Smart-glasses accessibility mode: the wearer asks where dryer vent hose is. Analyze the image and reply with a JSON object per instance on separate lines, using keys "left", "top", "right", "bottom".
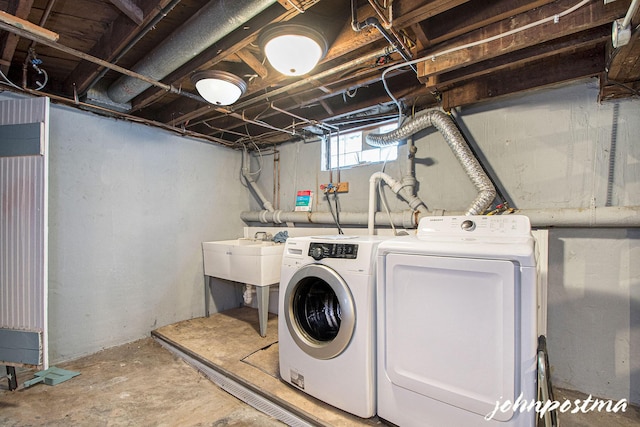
{"left": 366, "top": 110, "right": 496, "bottom": 215}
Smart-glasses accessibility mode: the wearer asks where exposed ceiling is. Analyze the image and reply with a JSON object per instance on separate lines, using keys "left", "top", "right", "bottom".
{"left": 0, "top": 0, "right": 638, "bottom": 149}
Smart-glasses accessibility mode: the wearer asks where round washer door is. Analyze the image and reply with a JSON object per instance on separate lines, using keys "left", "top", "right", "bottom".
{"left": 283, "top": 263, "right": 355, "bottom": 360}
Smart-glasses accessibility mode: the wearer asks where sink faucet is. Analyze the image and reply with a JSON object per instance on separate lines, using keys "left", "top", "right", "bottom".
{"left": 254, "top": 231, "right": 273, "bottom": 241}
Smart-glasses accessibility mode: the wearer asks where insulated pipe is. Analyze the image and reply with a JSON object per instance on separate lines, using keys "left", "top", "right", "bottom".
{"left": 368, "top": 171, "right": 428, "bottom": 234}
{"left": 107, "top": 0, "right": 276, "bottom": 104}
{"left": 367, "top": 109, "right": 496, "bottom": 215}
{"left": 240, "top": 206, "right": 640, "bottom": 228}
{"left": 83, "top": 0, "right": 183, "bottom": 96}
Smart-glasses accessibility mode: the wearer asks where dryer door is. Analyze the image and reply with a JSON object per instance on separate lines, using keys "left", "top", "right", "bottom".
{"left": 380, "top": 253, "right": 519, "bottom": 421}
{"left": 283, "top": 264, "right": 355, "bottom": 360}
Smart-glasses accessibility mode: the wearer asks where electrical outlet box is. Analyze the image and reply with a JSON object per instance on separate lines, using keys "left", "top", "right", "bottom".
{"left": 320, "top": 182, "right": 349, "bottom": 193}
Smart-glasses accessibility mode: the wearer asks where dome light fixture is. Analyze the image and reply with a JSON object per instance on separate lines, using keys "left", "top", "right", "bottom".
{"left": 259, "top": 24, "right": 328, "bottom": 76}
{"left": 191, "top": 70, "right": 247, "bottom": 106}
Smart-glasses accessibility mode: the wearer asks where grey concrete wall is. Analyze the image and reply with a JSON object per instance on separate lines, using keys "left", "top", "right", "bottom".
{"left": 251, "top": 79, "right": 640, "bottom": 404}
{"left": 41, "top": 100, "right": 247, "bottom": 362}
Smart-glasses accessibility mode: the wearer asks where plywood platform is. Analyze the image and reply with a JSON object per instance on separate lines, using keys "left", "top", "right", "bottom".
{"left": 152, "top": 307, "right": 383, "bottom": 427}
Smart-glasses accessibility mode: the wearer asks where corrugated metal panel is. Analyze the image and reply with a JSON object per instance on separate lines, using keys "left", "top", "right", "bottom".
{"left": 0, "top": 156, "right": 45, "bottom": 329}
{"left": 0, "top": 96, "right": 49, "bottom": 368}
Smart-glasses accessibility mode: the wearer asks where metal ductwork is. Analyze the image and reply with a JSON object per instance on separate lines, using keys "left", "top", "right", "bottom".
{"left": 107, "top": 0, "right": 277, "bottom": 105}
{"left": 366, "top": 109, "right": 497, "bottom": 215}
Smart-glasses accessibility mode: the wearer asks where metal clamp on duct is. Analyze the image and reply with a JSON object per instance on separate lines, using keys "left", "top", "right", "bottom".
{"left": 366, "top": 109, "right": 496, "bottom": 216}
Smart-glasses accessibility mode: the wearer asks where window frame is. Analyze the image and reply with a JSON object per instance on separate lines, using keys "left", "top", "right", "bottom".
{"left": 321, "top": 122, "right": 398, "bottom": 171}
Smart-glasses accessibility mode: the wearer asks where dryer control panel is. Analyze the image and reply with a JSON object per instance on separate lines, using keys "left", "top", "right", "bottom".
{"left": 418, "top": 215, "right": 532, "bottom": 238}
{"left": 309, "top": 242, "right": 358, "bottom": 260}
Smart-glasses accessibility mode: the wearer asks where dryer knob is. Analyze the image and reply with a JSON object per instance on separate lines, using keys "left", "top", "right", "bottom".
{"left": 461, "top": 219, "right": 476, "bottom": 231}
{"left": 311, "top": 246, "right": 324, "bottom": 260}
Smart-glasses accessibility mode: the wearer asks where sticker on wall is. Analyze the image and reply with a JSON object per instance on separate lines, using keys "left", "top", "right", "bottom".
{"left": 295, "top": 190, "right": 313, "bottom": 212}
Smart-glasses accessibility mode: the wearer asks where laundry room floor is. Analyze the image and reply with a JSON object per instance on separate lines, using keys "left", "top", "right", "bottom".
{"left": 1, "top": 307, "right": 638, "bottom": 426}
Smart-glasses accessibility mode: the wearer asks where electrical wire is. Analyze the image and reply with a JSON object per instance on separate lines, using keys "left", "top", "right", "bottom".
{"left": 380, "top": 0, "right": 592, "bottom": 116}
{"left": 333, "top": 192, "right": 343, "bottom": 234}
{"left": 0, "top": 69, "right": 23, "bottom": 90}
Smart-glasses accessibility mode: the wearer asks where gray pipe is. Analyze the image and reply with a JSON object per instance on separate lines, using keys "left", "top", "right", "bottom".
{"left": 241, "top": 209, "right": 418, "bottom": 228}
{"left": 243, "top": 150, "right": 274, "bottom": 212}
{"left": 107, "top": 0, "right": 276, "bottom": 104}
{"left": 367, "top": 109, "right": 496, "bottom": 215}
{"left": 241, "top": 206, "right": 640, "bottom": 228}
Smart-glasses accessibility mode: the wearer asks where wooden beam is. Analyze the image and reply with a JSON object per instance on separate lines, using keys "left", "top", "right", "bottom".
{"left": 440, "top": 46, "right": 606, "bottom": 110}
{"left": 417, "top": 0, "right": 627, "bottom": 82}
{"left": 236, "top": 48, "right": 269, "bottom": 79}
{"left": 411, "top": 23, "right": 430, "bottom": 50}
{"left": 0, "top": 0, "right": 34, "bottom": 74}
{"left": 430, "top": 25, "right": 611, "bottom": 92}
{"left": 419, "top": 0, "right": 557, "bottom": 46}
{"left": 0, "top": 10, "right": 59, "bottom": 42}
{"left": 606, "top": 5, "right": 640, "bottom": 83}
{"left": 108, "top": 0, "right": 144, "bottom": 26}
{"left": 64, "top": 0, "right": 174, "bottom": 95}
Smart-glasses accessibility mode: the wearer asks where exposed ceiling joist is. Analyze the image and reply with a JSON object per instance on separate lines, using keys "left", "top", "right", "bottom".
{"left": 0, "top": 0, "right": 636, "bottom": 148}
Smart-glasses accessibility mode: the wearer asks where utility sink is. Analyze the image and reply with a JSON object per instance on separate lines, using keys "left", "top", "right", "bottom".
{"left": 202, "top": 239, "right": 284, "bottom": 286}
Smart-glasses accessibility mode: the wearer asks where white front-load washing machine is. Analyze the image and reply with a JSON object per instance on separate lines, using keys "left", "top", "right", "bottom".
{"left": 278, "top": 235, "right": 387, "bottom": 418}
{"left": 376, "top": 215, "right": 541, "bottom": 427}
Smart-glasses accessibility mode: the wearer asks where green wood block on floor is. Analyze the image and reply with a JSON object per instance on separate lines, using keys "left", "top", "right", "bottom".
{"left": 24, "top": 367, "right": 80, "bottom": 388}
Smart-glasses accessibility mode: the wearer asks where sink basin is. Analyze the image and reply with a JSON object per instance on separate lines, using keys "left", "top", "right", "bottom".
{"left": 202, "top": 239, "right": 285, "bottom": 285}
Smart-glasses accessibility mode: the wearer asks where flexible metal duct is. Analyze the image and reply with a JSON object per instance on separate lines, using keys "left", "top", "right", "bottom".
{"left": 107, "top": 0, "right": 277, "bottom": 104}
{"left": 366, "top": 109, "right": 496, "bottom": 215}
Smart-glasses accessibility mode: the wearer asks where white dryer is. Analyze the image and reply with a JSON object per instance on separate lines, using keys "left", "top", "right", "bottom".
{"left": 278, "top": 235, "right": 387, "bottom": 418}
{"left": 376, "top": 215, "right": 539, "bottom": 427}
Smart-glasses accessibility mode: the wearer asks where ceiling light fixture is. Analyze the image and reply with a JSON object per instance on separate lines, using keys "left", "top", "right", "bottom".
{"left": 260, "top": 24, "right": 328, "bottom": 76}
{"left": 191, "top": 70, "right": 247, "bottom": 106}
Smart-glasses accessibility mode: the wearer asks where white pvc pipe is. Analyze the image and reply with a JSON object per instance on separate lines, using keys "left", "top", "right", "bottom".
{"left": 368, "top": 172, "right": 404, "bottom": 234}
{"left": 243, "top": 285, "right": 254, "bottom": 305}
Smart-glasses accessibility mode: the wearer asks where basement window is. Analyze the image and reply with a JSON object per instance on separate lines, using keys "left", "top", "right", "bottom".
{"left": 321, "top": 123, "right": 398, "bottom": 171}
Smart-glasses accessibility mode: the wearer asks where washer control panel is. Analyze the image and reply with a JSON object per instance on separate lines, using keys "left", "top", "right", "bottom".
{"left": 309, "top": 242, "right": 358, "bottom": 260}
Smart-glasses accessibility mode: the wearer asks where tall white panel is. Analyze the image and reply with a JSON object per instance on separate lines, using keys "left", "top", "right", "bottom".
{"left": 0, "top": 96, "right": 49, "bottom": 368}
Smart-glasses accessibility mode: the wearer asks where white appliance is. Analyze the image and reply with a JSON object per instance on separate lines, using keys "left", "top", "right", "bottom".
{"left": 278, "top": 235, "right": 387, "bottom": 418}
{"left": 376, "top": 215, "right": 539, "bottom": 427}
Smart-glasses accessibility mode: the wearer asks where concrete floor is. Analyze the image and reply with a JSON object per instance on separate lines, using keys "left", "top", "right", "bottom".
{"left": 2, "top": 308, "right": 639, "bottom": 426}
{"left": 0, "top": 338, "right": 285, "bottom": 426}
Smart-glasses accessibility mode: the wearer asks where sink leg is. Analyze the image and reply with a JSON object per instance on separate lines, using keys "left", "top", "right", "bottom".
{"left": 256, "top": 285, "right": 270, "bottom": 337}
{"left": 204, "top": 276, "right": 211, "bottom": 317}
